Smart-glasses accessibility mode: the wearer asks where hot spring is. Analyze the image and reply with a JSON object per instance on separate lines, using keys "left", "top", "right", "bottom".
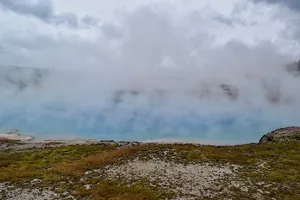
{"left": 1, "top": 0, "right": 300, "bottom": 143}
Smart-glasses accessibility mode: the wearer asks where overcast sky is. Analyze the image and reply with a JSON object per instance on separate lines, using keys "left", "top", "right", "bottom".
{"left": 1, "top": 0, "right": 300, "bottom": 69}
{"left": 1, "top": 0, "right": 300, "bottom": 142}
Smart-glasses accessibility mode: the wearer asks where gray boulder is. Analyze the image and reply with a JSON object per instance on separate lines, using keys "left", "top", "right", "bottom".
{"left": 259, "top": 126, "right": 300, "bottom": 144}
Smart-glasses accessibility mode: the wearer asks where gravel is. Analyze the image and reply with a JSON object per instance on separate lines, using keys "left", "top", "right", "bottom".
{"left": 102, "top": 157, "right": 240, "bottom": 199}
{"left": 0, "top": 183, "right": 60, "bottom": 200}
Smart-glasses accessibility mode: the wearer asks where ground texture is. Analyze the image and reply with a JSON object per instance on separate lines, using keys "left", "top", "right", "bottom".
{"left": 0, "top": 140, "right": 300, "bottom": 200}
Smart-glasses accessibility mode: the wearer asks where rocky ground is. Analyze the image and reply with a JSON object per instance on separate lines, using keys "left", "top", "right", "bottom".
{"left": 0, "top": 127, "right": 300, "bottom": 200}
{"left": 259, "top": 126, "right": 300, "bottom": 144}
{"left": 0, "top": 182, "right": 60, "bottom": 200}
{"left": 99, "top": 158, "right": 240, "bottom": 199}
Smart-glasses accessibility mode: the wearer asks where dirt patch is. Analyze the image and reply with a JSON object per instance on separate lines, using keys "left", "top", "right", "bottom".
{"left": 101, "top": 158, "right": 240, "bottom": 199}
{"left": 0, "top": 183, "right": 60, "bottom": 200}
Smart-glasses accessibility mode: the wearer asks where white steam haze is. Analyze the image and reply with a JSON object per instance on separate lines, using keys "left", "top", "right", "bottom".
{"left": 1, "top": 0, "right": 300, "bottom": 143}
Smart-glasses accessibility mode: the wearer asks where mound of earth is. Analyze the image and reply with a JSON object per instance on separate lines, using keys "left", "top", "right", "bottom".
{"left": 259, "top": 126, "right": 300, "bottom": 144}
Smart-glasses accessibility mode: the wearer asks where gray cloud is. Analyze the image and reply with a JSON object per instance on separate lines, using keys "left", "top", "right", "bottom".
{"left": 81, "top": 15, "right": 100, "bottom": 26}
{"left": 49, "top": 12, "right": 78, "bottom": 27}
{"left": 101, "top": 23, "right": 122, "bottom": 39}
{"left": 254, "top": 0, "right": 300, "bottom": 11}
{"left": 0, "top": 0, "right": 53, "bottom": 20}
{"left": 0, "top": 0, "right": 86, "bottom": 27}
{"left": 0, "top": 45, "right": 4, "bottom": 53}
{"left": 213, "top": 15, "right": 248, "bottom": 26}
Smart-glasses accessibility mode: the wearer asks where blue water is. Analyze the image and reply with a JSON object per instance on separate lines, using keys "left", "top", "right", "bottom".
{"left": 0, "top": 102, "right": 288, "bottom": 143}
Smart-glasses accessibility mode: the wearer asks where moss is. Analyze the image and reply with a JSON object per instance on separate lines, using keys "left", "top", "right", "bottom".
{"left": 267, "top": 171, "right": 285, "bottom": 182}
{"left": 0, "top": 152, "right": 20, "bottom": 167}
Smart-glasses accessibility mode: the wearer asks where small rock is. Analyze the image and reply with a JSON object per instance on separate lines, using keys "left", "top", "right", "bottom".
{"left": 231, "top": 181, "right": 240, "bottom": 188}
{"left": 84, "top": 184, "right": 92, "bottom": 190}
{"left": 66, "top": 195, "right": 76, "bottom": 200}
{"left": 85, "top": 171, "right": 92, "bottom": 175}
{"left": 30, "top": 179, "right": 42, "bottom": 184}
{"left": 63, "top": 191, "right": 69, "bottom": 196}
{"left": 256, "top": 181, "right": 265, "bottom": 186}
{"left": 240, "top": 186, "right": 249, "bottom": 192}
{"left": 264, "top": 184, "right": 272, "bottom": 188}
{"left": 80, "top": 177, "right": 87, "bottom": 182}
{"left": 257, "top": 189, "right": 264, "bottom": 194}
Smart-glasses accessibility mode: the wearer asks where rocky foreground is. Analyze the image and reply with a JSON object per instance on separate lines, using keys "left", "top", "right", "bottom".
{"left": 259, "top": 126, "right": 300, "bottom": 144}
{"left": 0, "top": 127, "right": 300, "bottom": 200}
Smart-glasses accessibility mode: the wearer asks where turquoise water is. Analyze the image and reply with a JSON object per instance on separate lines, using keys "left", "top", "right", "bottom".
{"left": 0, "top": 68, "right": 298, "bottom": 143}
{"left": 0, "top": 100, "right": 295, "bottom": 143}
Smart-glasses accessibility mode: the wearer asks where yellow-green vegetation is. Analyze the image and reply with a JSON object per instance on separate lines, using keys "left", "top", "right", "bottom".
{"left": 76, "top": 179, "right": 165, "bottom": 200}
{"left": 0, "top": 141, "right": 300, "bottom": 199}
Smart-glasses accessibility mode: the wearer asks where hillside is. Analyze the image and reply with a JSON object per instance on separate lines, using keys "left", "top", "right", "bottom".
{"left": 0, "top": 139, "right": 299, "bottom": 200}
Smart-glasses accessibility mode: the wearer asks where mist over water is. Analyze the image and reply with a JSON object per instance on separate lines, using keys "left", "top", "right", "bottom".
{"left": 1, "top": 0, "right": 300, "bottom": 143}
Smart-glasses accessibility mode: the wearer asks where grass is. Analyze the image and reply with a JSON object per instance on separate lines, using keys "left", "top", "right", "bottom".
{"left": 0, "top": 144, "right": 117, "bottom": 182}
{"left": 52, "top": 146, "right": 143, "bottom": 177}
{"left": 0, "top": 141, "right": 300, "bottom": 199}
{"left": 76, "top": 179, "right": 164, "bottom": 200}
{"left": 0, "top": 152, "right": 20, "bottom": 167}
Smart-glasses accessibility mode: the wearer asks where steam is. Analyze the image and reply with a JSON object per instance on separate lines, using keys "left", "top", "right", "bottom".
{"left": 1, "top": 0, "right": 300, "bottom": 143}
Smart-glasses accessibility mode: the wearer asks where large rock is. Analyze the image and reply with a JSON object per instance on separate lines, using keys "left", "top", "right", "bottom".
{"left": 259, "top": 126, "right": 300, "bottom": 144}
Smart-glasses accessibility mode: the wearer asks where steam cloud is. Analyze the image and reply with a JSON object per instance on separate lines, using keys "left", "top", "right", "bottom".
{"left": 1, "top": 0, "right": 300, "bottom": 143}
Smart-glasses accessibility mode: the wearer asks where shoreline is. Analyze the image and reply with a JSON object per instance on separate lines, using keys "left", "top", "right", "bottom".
{"left": 0, "top": 137, "right": 249, "bottom": 152}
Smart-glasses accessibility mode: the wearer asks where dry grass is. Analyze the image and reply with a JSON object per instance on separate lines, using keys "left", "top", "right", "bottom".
{"left": 52, "top": 145, "right": 145, "bottom": 176}
{"left": 0, "top": 137, "right": 9, "bottom": 141}
{"left": 0, "top": 144, "right": 117, "bottom": 182}
{"left": 45, "top": 141, "right": 63, "bottom": 145}
{"left": 81, "top": 180, "right": 161, "bottom": 200}
{"left": 110, "top": 194, "right": 152, "bottom": 200}
{"left": 94, "top": 192, "right": 155, "bottom": 200}
{"left": 0, "top": 152, "right": 20, "bottom": 168}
